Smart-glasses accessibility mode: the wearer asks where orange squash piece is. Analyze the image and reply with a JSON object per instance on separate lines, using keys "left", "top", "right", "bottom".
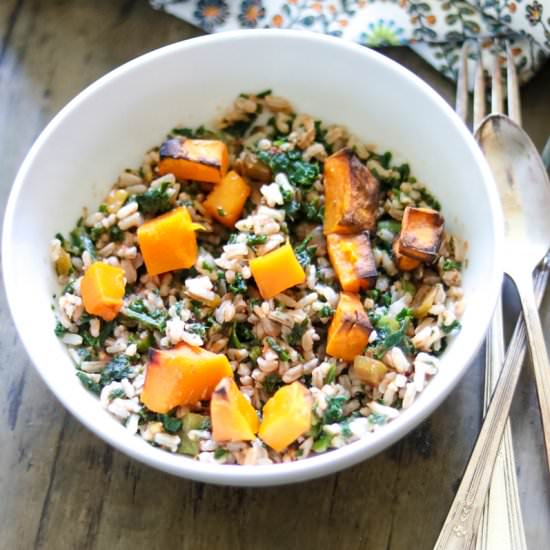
{"left": 392, "top": 238, "right": 421, "bottom": 271}
{"left": 397, "top": 206, "right": 444, "bottom": 263}
{"left": 211, "top": 377, "right": 259, "bottom": 442}
{"left": 137, "top": 207, "right": 202, "bottom": 276}
{"left": 259, "top": 382, "right": 312, "bottom": 452}
{"left": 80, "top": 262, "right": 126, "bottom": 321}
{"left": 250, "top": 242, "right": 306, "bottom": 299}
{"left": 327, "top": 233, "right": 377, "bottom": 292}
{"left": 158, "top": 138, "right": 229, "bottom": 184}
{"left": 140, "top": 343, "right": 233, "bottom": 413}
{"left": 203, "top": 170, "right": 251, "bottom": 227}
{"left": 323, "top": 148, "right": 380, "bottom": 235}
{"left": 326, "top": 292, "right": 372, "bottom": 361}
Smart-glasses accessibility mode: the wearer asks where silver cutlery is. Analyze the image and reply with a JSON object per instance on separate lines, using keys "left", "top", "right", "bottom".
{"left": 434, "top": 41, "right": 550, "bottom": 550}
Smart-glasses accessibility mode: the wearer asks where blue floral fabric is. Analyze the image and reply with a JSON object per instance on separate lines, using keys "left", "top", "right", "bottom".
{"left": 150, "top": 0, "right": 550, "bottom": 83}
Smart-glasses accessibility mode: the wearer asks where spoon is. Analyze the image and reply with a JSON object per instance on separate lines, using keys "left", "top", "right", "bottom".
{"left": 434, "top": 115, "right": 550, "bottom": 550}
{"left": 477, "top": 114, "right": 550, "bottom": 468}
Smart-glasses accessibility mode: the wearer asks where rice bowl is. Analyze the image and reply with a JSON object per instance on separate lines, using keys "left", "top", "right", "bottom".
{"left": 2, "top": 30, "right": 502, "bottom": 485}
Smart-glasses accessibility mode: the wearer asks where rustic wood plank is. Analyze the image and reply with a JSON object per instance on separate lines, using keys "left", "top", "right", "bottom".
{"left": 1, "top": 1, "right": 549, "bottom": 549}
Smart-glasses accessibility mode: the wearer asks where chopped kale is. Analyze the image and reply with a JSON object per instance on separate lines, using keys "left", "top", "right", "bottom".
{"left": 186, "top": 322, "right": 207, "bottom": 338}
{"left": 214, "top": 448, "right": 231, "bottom": 460}
{"left": 256, "top": 89, "right": 272, "bottom": 98}
{"left": 340, "top": 419, "right": 353, "bottom": 439}
{"left": 313, "top": 120, "right": 333, "bottom": 155}
{"left": 230, "top": 322, "right": 256, "bottom": 349}
{"left": 98, "top": 203, "right": 109, "bottom": 215}
{"left": 76, "top": 372, "right": 101, "bottom": 395}
{"left": 100, "top": 355, "right": 132, "bottom": 385}
{"left": 397, "top": 163, "right": 410, "bottom": 182}
{"left": 366, "top": 289, "right": 381, "bottom": 301}
{"left": 302, "top": 200, "right": 324, "bottom": 224}
{"left": 217, "top": 207, "right": 227, "bottom": 217}
{"left": 69, "top": 226, "right": 96, "bottom": 259}
{"left": 262, "top": 373, "right": 284, "bottom": 396}
{"left": 323, "top": 396, "right": 346, "bottom": 424}
{"left": 396, "top": 307, "right": 413, "bottom": 322}
{"left": 109, "top": 225, "right": 124, "bottom": 242}
{"left": 286, "top": 319, "right": 309, "bottom": 346}
{"left": 442, "top": 259, "right": 462, "bottom": 271}
{"left": 294, "top": 235, "right": 316, "bottom": 268}
{"left": 54, "top": 322, "right": 67, "bottom": 337}
{"left": 381, "top": 292, "right": 392, "bottom": 307}
{"left": 228, "top": 273, "right": 247, "bottom": 295}
{"left": 123, "top": 303, "right": 167, "bottom": 332}
{"left": 136, "top": 181, "right": 172, "bottom": 215}
{"left": 223, "top": 117, "right": 255, "bottom": 138}
{"left": 318, "top": 304, "right": 334, "bottom": 318}
{"left": 368, "top": 413, "right": 388, "bottom": 425}
{"left": 266, "top": 337, "right": 290, "bottom": 362}
{"left": 109, "top": 388, "right": 126, "bottom": 400}
{"left": 442, "top": 320, "right": 461, "bottom": 334}
{"left": 420, "top": 188, "right": 441, "bottom": 211}
{"left": 324, "top": 363, "right": 337, "bottom": 385}
{"left": 246, "top": 233, "right": 268, "bottom": 246}
{"left": 170, "top": 125, "right": 219, "bottom": 139}
{"left": 257, "top": 149, "right": 319, "bottom": 188}
{"left": 370, "top": 315, "right": 414, "bottom": 360}
{"left": 162, "top": 414, "right": 183, "bottom": 434}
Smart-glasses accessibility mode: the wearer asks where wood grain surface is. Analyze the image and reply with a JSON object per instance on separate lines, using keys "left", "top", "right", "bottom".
{"left": 1, "top": 2, "right": 549, "bottom": 549}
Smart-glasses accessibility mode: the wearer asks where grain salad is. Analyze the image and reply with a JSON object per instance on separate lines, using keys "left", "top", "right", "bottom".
{"left": 50, "top": 91, "right": 466, "bottom": 465}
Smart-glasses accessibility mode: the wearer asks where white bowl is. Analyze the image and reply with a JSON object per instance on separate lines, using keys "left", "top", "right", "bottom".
{"left": 2, "top": 30, "right": 502, "bottom": 486}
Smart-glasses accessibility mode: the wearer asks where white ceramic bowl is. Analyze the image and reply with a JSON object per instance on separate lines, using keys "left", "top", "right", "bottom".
{"left": 2, "top": 30, "right": 502, "bottom": 486}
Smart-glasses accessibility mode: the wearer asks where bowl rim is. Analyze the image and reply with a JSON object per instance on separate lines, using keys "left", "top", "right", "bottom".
{"left": 2, "top": 29, "right": 503, "bottom": 486}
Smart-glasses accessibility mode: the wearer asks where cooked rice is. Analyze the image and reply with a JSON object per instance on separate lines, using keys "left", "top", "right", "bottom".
{"left": 50, "top": 91, "right": 465, "bottom": 465}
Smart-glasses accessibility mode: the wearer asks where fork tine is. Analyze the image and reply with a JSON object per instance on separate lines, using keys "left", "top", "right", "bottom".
{"left": 473, "top": 43, "right": 486, "bottom": 130}
{"left": 455, "top": 41, "right": 469, "bottom": 123}
{"left": 506, "top": 42, "right": 522, "bottom": 125}
{"left": 491, "top": 41, "right": 504, "bottom": 114}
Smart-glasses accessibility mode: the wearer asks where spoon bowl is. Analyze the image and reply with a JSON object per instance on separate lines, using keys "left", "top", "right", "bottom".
{"left": 477, "top": 114, "right": 550, "bottom": 272}
{"left": 477, "top": 113, "right": 550, "bottom": 470}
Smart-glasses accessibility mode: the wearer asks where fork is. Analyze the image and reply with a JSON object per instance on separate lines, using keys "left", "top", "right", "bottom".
{"left": 433, "top": 40, "right": 550, "bottom": 550}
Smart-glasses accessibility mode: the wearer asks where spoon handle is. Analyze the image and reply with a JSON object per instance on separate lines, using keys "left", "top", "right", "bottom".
{"left": 433, "top": 263, "right": 549, "bottom": 550}
{"left": 515, "top": 272, "right": 550, "bottom": 470}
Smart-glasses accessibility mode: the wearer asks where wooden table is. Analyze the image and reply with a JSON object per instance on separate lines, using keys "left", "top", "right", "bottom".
{"left": 1, "top": 2, "right": 549, "bottom": 549}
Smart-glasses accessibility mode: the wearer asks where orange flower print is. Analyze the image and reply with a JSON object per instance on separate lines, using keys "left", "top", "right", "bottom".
{"left": 426, "top": 15, "right": 436, "bottom": 25}
{"left": 272, "top": 14, "right": 283, "bottom": 27}
{"left": 238, "top": 0, "right": 266, "bottom": 28}
{"left": 508, "top": 2, "right": 517, "bottom": 13}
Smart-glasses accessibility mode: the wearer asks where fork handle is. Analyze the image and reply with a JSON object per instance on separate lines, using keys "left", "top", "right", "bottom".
{"left": 515, "top": 273, "right": 550, "bottom": 470}
{"left": 433, "top": 265, "right": 549, "bottom": 550}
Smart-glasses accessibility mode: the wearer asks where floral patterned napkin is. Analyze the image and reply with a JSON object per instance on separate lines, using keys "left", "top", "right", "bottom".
{"left": 150, "top": 0, "right": 549, "bottom": 84}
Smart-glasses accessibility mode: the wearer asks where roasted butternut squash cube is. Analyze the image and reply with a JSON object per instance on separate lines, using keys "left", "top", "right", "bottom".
{"left": 203, "top": 170, "right": 251, "bottom": 227}
{"left": 140, "top": 343, "right": 233, "bottom": 413}
{"left": 326, "top": 292, "right": 372, "bottom": 361}
{"left": 137, "top": 207, "right": 202, "bottom": 276}
{"left": 158, "top": 138, "right": 229, "bottom": 184}
{"left": 327, "top": 233, "right": 377, "bottom": 292}
{"left": 397, "top": 206, "right": 444, "bottom": 263}
{"left": 392, "top": 238, "right": 421, "bottom": 272}
{"left": 259, "top": 382, "right": 312, "bottom": 452}
{"left": 323, "top": 148, "right": 380, "bottom": 235}
{"left": 250, "top": 242, "right": 306, "bottom": 299}
{"left": 81, "top": 262, "right": 126, "bottom": 321}
{"left": 211, "top": 377, "right": 259, "bottom": 442}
